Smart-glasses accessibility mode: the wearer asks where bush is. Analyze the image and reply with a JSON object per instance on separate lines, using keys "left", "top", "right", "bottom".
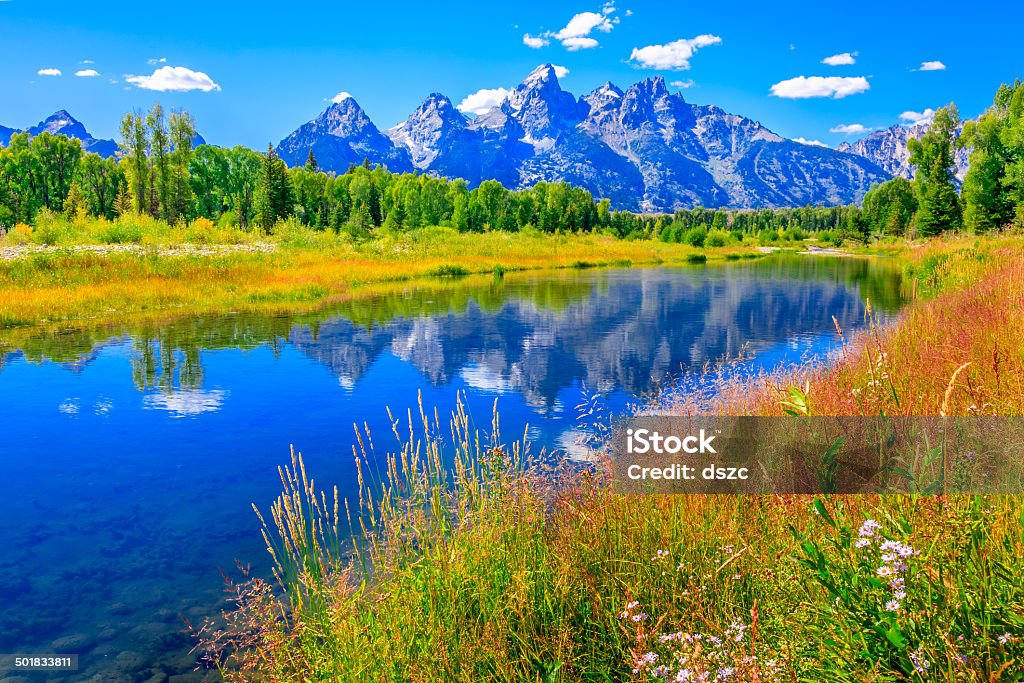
{"left": 705, "top": 230, "right": 729, "bottom": 248}
{"left": 683, "top": 227, "right": 707, "bottom": 248}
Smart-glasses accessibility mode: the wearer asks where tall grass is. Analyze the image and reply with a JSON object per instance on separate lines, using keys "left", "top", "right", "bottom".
{"left": 201, "top": 398, "right": 1024, "bottom": 681}
{"left": 195, "top": 235, "right": 1024, "bottom": 681}
{"left": 0, "top": 217, "right": 749, "bottom": 329}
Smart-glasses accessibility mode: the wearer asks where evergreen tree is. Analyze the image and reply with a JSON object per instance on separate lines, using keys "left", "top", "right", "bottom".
{"left": 907, "top": 104, "right": 962, "bottom": 235}
{"left": 305, "top": 148, "right": 319, "bottom": 171}
{"left": 254, "top": 144, "right": 293, "bottom": 229}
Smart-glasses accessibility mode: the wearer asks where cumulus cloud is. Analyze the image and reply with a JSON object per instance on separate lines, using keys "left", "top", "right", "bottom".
{"left": 670, "top": 79, "right": 695, "bottom": 89}
{"left": 629, "top": 34, "right": 722, "bottom": 70}
{"left": 829, "top": 123, "right": 872, "bottom": 135}
{"left": 770, "top": 75, "right": 870, "bottom": 99}
{"left": 457, "top": 87, "right": 511, "bottom": 116}
{"left": 822, "top": 51, "right": 857, "bottom": 66}
{"left": 554, "top": 11, "right": 613, "bottom": 39}
{"left": 331, "top": 91, "right": 353, "bottom": 103}
{"left": 918, "top": 60, "right": 946, "bottom": 71}
{"left": 37, "top": 68, "right": 62, "bottom": 76}
{"left": 899, "top": 108, "right": 935, "bottom": 125}
{"left": 523, "top": 33, "right": 549, "bottom": 48}
{"left": 793, "top": 137, "right": 829, "bottom": 147}
{"left": 553, "top": 65, "right": 570, "bottom": 78}
{"left": 125, "top": 65, "right": 221, "bottom": 92}
{"left": 561, "top": 36, "right": 599, "bottom": 50}
{"left": 143, "top": 389, "right": 227, "bottom": 417}
{"left": 527, "top": 2, "right": 621, "bottom": 51}
{"left": 147, "top": 57, "right": 167, "bottom": 65}
{"left": 75, "top": 69, "right": 100, "bottom": 77}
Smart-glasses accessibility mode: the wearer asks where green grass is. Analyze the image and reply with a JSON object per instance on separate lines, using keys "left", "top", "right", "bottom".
{"left": 200, "top": 395, "right": 1024, "bottom": 682}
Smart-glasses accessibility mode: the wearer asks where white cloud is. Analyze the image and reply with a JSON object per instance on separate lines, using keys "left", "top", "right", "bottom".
{"left": 80, "top": 59, "right": 95, "bottom": 65}
{"left": 125, "top": 65, "right": 221, "bottom": 92}
{"left": 822, "top": 51, "right": 857, "bottom": 66}
{"left": 793, "top": 137, "right": 829, "bottom": 147}
{"left": 830, "top": 123, "right": 872, "bottom": 135}
{"left": 523, "top": 33, "right": 549, "bottom": 49}
{"left": 562, "top": 36, "right": 599, "bottom": 51}
{"left": 770, "top": 75, "right": 870, "bottom": 99}
{"left": 553, "top": 65, "right": 570, "bottom": 78}
{"left": 457, "top": 87, "right": 511, "bottom": 116}
{"left": 670, "top": 79, "right": 695, "bottom": 89}
{"left": 143, "top": 389, "right": 227, "bottom": 417}
{"left": 147, "top": 57, "right": 167, "bottom": 65}
{"left": 528, "top": 2, "right": 621, "bottom": 51}
{"left": 918, "top": 60, "right": 946, "bottom": 71}
{"left": 37, "top": 68, "right": 62, "bottom": 76}
{"left": 331, "top": 91, "right": 353, "bottom": 103}
{"left": 75, "top": 69, "right": 100, "bottom": 77}
{"left": 554, "top": 10, "right": 615, "bottom": 40}
{"left": 629, "top": 34, "right": 722, "bottom": 70}
{"left": 899, "top": 108, "right": 935, "bottom": 125}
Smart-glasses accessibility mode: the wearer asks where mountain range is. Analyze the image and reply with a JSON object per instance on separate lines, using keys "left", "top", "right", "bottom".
{"left": 2, "top": 66, "right": 970, "bottom": 212}
{"left": 837, "top": 121, "right": 970, "bottom": 183}
{"left": 0, "top": 110, "right": 205, "bottom": 158}
{"left": 277, "top": 65, "right": 896, "bottom": 211}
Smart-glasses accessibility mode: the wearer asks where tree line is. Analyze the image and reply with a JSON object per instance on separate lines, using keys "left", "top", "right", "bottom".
{"left": 3, "top": 82, "right": 1024, "bottom": 240}
{"left": 859, "top": 80, "right": 1024, "bottom": 238}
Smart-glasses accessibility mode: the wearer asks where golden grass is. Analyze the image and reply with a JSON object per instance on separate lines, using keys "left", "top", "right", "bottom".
{"left": 0, "top": 227, "right": 753, "bottom": 330}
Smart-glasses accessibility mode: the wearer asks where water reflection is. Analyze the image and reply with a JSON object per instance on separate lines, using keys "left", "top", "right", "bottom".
{"left": 0, "top": 255, "right": 906, "bottom": 682}
{"left": 4, "top": 255, "right": 905, "bottom": 409}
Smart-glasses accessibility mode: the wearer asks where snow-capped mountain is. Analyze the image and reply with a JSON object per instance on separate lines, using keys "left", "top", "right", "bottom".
{"left": 0, "top": 110, "right": 206, "bottom": 158}
{"left": 276, "top": 95, "right": 412, "bottom": 172}
{"left": 838, "top": 122, "right": 971, "bottom": 183}
{"left": 15, "top": 110, "right": 119, "bottom": 157}
{"left": 280, "top": 64, "right": 889, "bottom": 210}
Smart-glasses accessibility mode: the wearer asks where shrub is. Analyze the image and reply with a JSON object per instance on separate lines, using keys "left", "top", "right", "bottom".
{"left": 683, "top": 227, "right": 707, "bottom": 248}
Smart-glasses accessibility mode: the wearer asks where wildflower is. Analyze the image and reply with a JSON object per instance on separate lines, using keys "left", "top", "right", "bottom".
{"left": 716, "top": 666, "right": 735, "bottom": 680}
{"left": 631, "top": 612, "right": 649, "bottom": 623}
{"left": 999, "top": 633, "right": 1013, "bottom": 645}
{"left": 877, "top": 565, "right": 895, "bottom": 578}
{"left": 854, "top": 538, "right": 871, "bottom": 548}
{"left": 858, "top": 519, "right": 882, "bottom": 538}
{"left": 885, "top": 600, "right": 901, "bottom": 612}
{"left": 909, "top": 647, "right": 930, "bottom": 674}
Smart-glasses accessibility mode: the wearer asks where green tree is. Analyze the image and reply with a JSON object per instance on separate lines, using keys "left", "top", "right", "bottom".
{"left": 254, "top": 144, "right": 293, "bottom": 229}
{"left": 146, "top": 104, "right": 171, "bottom": 219}
{"left": 119, "top": 112, "right": 149, "bottom": 214}
{"left": 861, "top": 178, "right": 917, "bottom": 237}
{"left": 907, "top": 104, "right": 962, "bottom": 235}
{"left": 168, "top": 110, "right": 197, "bottom": 222}
{"left": 77, "top": 153, "right": 124, "bottom": 219}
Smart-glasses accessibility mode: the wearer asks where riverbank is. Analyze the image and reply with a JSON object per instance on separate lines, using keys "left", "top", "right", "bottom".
{"left": 0, "top": 223, "right": 764, "bottom": 330}
{"left": 204, "top": 233, "right": 1024, "bottom": 682}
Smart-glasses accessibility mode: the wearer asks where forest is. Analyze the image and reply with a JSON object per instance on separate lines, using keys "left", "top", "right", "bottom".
{"left": 1, "top": 80, "right": 1023, "bottom": 246}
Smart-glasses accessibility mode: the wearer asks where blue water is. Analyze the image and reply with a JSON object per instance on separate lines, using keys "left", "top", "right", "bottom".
{"left": 0, "top": 256, "right": 904, "bottom": 681}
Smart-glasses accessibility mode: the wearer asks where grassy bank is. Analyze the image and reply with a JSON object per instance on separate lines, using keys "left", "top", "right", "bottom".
{"left": 199, "top": 234, "right": 1024, "bottom": 682}
{"left": 0, "top": 216, "right": 759, "bottom": 329}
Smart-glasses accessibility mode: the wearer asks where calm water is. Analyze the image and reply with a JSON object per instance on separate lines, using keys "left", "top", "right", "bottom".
{"left": 0, "top": 256, "right": 904, "bottom": 682}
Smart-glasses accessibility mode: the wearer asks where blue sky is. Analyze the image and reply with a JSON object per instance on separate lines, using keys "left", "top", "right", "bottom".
{"left": 2, "top": 0, "right": 1022, "bottom": 149}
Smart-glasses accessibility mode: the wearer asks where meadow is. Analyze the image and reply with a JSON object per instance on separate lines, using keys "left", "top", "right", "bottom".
{"left": 189, "top": 233, "right": 1024, "bottom": 682}
{"left": 0, "top": 212, "right": 761, "bottom": 331}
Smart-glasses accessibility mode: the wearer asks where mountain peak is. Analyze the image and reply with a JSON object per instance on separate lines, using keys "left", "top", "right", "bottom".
{"left": 523, "top": 64, "right": 558, "bottom": 86}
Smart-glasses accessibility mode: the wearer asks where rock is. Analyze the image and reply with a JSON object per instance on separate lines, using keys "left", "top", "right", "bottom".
{"left": 50, "top": 632, "right": 96, "bottom": 652}
{"left": 113, "top": 650, "right": 147, "bottom": 673}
